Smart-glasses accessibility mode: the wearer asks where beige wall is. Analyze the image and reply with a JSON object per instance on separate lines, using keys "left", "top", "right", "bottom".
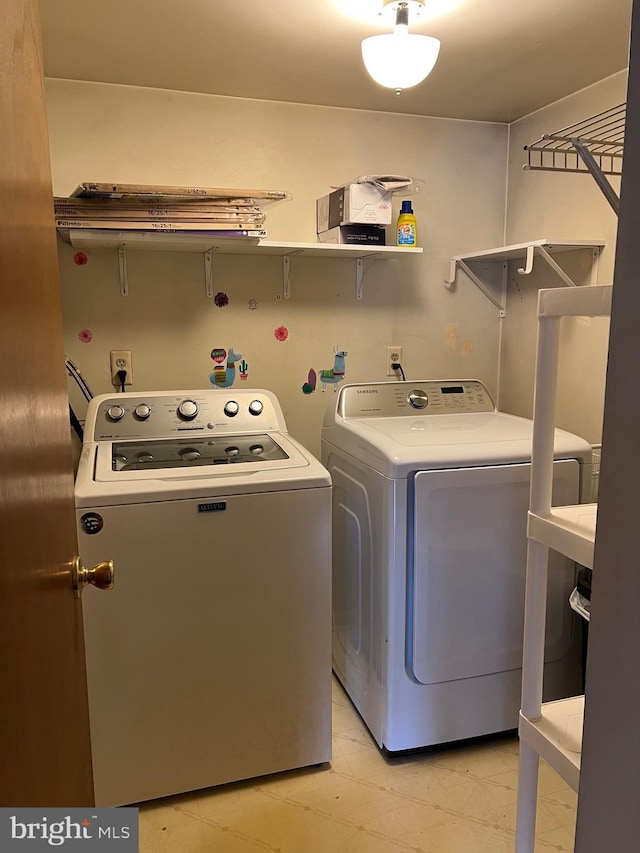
{"left": 500, "top": 71, "right": 627, "bottom": 443}
{"left": 47, "top": 79, "right": 508, "bottom": 457}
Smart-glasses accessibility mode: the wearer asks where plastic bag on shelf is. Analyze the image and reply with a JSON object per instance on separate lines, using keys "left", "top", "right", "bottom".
{"left": 569, "top": 566, "right": 592, "bottom": 622}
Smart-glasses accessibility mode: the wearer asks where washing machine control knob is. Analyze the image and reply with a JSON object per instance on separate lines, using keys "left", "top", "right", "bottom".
{"left": 177, "top": 399, "right": 199, "bottom": 420}
{"left": 224, "top": 401, "right": 239, "bottom": 417}
{"left": 134, "top": 403, "right": 151, "bottom": 420}
{"left": 106, "top": 404, "right": 125, "bottom": 422}
{"left": 408, "top": 389, "right": 429, "bottom": 409}
{"left": 248, "top": 399, "right": 263, "bottom": 416}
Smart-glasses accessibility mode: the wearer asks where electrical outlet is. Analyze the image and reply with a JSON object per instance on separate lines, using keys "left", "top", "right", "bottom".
{"left": 386, "top": 346, "right": 403, "bottom": 376}
{"left": 110, "top": 350, "right": 133, "bottom": 386}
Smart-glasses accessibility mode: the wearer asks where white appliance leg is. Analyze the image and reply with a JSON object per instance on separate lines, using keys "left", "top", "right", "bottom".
{"left": 515, "top": 739, "right": 540, "bottom": 853}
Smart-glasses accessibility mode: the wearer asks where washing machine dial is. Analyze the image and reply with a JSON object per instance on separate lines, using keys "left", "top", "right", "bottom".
{"left": 134, "top": 403, "right": 151, "bottom": 420}
{"left": 180, "top": 447, "right": 201, "bottom": 462}
{"left": 106, "top": 404, "right": 125, "bottom": 422}
{"left": 177, "top": 399, "right": 199, "bottom": 420}
{"left": 224, "top": 401, "right": 239, "bottom": 417}
{"left": 408, "top": 389, "right": 429, "bottom": 409}
{"left": 248, "top": 399, "right": 264, "bottom": 416}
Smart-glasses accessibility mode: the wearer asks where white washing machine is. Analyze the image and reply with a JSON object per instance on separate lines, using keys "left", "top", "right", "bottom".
{"left": 75, "top": 388, "right": 332, "bottom": 806}
{"left": 321, "top": 380, "right": 592, "bottom": 753}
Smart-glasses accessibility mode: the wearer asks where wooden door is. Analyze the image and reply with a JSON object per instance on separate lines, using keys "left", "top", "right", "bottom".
{"left": 0, "top": 0, "right": 94, "bottom": 806}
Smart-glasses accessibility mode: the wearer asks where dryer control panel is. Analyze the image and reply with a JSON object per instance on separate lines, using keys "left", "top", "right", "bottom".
{"left": 337, "top": 380, "right": 495, "bottom": 418}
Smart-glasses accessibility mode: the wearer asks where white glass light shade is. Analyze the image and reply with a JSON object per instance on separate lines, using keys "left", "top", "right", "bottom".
{"left": 361, "top": 32, "right": 440, "bottom": 90}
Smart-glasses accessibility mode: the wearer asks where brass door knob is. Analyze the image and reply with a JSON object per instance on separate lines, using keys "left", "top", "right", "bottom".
{"left": 72, "top": 556, "right": 115, "bottom": 598}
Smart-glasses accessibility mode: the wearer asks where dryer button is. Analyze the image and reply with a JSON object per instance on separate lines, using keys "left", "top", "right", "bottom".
{"left": 249, "top": 399, "right": 264, "bottom": 416}
{"left": 408, "top": 389, "right": 429, "bottom": 409}
{"left": 224, "top": 401, "right": 240, "bottom": 417}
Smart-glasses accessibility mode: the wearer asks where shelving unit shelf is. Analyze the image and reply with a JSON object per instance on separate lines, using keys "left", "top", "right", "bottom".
{"left": 58, "top": 229, "right": 422, "bottom": 300}
{"left": 519, "top": 696, "right": 584, "bottom": 793}
{"left": 444, "top": 239, "right": 605, "bottom": 316}
{"left": 528, "top": 503, "right": 597, "bottom": 568}
{"left": 515, "top": 283, "right": 612, "bottom": 853}
{"left": 524, "top": 104, "right": 625, "bottom": 215}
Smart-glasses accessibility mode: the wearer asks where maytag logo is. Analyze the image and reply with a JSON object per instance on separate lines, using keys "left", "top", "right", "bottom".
{"left": 2, "top": 809, "right": 138, "bottom": 850}
{"left": 356, "top": 389, "right": 379, "bottom": 394}
{"left": 198, "top": 501, "right": 227, "bottom": 513}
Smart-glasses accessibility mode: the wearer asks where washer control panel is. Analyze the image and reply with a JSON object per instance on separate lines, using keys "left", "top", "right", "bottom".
{"left": 92, "top": 390, "right": 285, "bottom": 440}
{"left": 337, "top": 380, "right": 495, "bottom": 418}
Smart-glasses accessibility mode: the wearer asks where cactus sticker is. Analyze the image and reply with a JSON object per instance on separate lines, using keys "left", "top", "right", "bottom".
{"left": 302, "top": 368, "right": 317, "bottom": 394}
{"left": 239, "top": 359, "right": 249, "bottom": 381}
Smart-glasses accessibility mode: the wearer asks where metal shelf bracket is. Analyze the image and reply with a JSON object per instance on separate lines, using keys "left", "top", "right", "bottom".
{"left": 517, "top": 244, "right": 535, "bottom": 276}
{"left": 118, "top": 244, "right": 129, "bottom": 297}
{"left": 282, "top": 250, "right": 303, "bottom": 299}
{"left": 356, "top": 253, "right": 383, "bottom": 300}
{"left": 204, "top": 249, "right": 216, "bottom": 298}
{"left": 444, "top": 258, "right": 506, "bottom": 317}
{"left": 459, "top": 259, "right": 506, "bottom": 316}
{"left": 444, "top": 259, "right": 457, "bottom": 289}
{"left": 530, "top": 246, "right": 577, "bottom": 288}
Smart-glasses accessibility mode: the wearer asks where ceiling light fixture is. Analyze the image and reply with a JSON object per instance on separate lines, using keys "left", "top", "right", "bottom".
{"left": 361, "top": 0, "right": 440, "bottom": 94}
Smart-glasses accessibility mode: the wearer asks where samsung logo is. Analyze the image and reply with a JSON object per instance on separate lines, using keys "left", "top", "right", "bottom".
{"left": 356, "top": 389, "right": 379, "bottom": 395}
{"left": 198, "top": 502, "right": 227, "bottom": 513}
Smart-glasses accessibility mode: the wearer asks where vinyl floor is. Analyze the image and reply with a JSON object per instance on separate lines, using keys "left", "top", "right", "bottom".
{"left": 138, "top": 677, "right": 577, "bottom": 852}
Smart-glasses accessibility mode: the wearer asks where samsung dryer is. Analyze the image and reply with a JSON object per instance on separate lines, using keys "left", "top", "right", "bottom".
{"left": 321, "top": 380, "right": 592, "bottom": 752}
{"left": 76, "top": 388, "right": 332, "bottom": 806}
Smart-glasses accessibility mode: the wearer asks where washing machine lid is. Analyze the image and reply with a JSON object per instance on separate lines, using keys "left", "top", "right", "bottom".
{"left": 93, "top": 431, "right": 308, "bottom": 482}
{"left": 322, "top": 380, "right": 592, "bottom": 477}
{"left": 109, "top": 433, "right": 289, "bottom": 472}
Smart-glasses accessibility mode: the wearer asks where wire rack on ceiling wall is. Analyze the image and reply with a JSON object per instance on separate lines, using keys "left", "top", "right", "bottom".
{"left": 524, "top": 103, "right": 626, "bottom": 215}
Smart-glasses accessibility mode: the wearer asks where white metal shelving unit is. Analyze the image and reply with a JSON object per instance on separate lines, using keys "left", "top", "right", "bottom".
{"left": 58, "top": 229, "right": 422, "bottom": 300}
{"left": 515, "top": 284, "right": 612, "bottom": 852}
{"left": 443, "top": 239, "right": 605, "bottom": 316}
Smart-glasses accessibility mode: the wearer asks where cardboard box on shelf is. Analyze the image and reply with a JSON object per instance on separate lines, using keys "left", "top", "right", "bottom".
{"left": 316, "top": 183, "right": 393, "bottom": 232}
{"left": 318, "top": 225, "right": 387, "bottom": 246}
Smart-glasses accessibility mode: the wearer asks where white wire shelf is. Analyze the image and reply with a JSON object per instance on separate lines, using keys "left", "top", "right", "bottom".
{"left": 524, "top": 104, "right": 625, "bottom": 214}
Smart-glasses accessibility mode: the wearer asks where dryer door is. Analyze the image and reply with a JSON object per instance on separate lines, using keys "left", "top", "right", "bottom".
{"left": 408, "top": 460, "right": 579, "bottom": 685}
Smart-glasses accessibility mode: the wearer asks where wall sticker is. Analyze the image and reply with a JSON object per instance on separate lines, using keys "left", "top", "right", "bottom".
{"left": 214, "top": 291, "right": 229, "bottom": 308}
{"left": 73, "top": 251, "right": 89, "bottom": 266}
{"left": 209, "top": 347, "right": 243, "bottom": 388}
{"left": 301, "top": 368, "right": 317, "bottom": 395}
{"left": 319, "top": 349, "right": 347, "bottom": 391}
{"left": 303, "top": 348, "right": 348, "bottom": 393}
{"left": 78, "top": 328, "right": 93, "bottom": 343}
{"left": 274, "top": 325, "right": 289, "bottom": 342}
